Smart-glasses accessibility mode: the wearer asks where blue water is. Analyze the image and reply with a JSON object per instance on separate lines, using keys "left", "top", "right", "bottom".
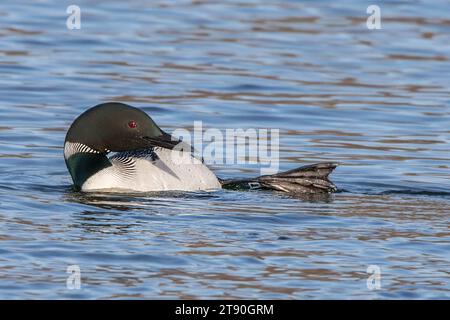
{"left": 0, "top": 0, "right": 449, "bottom": 299}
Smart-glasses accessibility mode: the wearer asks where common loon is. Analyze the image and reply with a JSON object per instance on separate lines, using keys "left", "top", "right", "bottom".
{"left": 64, "top": 102, "right": 338, "bottom": 193}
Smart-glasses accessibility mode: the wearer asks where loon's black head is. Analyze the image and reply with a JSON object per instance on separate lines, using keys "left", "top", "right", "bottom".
{"left": 65, "top": 102, "right": 180, "bottom": 153}
{"left": 64, "top": 102, "right": 181, "bottom": 189}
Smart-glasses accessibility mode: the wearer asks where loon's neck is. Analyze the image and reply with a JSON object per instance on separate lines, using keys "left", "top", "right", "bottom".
{"left": 64, "top": 145, "right": 111, "bottom": 190}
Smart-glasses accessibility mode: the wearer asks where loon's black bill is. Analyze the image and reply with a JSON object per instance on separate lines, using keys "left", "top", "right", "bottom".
{"left": 142, "top": 132, "right": 185, "bottom": 150}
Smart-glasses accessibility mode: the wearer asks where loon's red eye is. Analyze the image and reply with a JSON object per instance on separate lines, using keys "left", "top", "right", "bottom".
{"left": 128, "top": 120, "right": 137, "bottom": 129}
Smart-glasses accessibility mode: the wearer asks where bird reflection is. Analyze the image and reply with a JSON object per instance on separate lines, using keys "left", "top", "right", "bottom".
{"left": 64, "top": 187, "right": 192, "bottom": 211}
{"left": 63, "top": 188, "right": 163, "bottom": 235}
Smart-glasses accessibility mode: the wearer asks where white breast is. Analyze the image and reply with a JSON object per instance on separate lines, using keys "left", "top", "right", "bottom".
{"left": 81, "top": 148, "right": 221, "bottom": 192}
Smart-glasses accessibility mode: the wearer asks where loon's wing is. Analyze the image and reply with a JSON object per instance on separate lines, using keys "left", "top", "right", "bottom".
{"left": 220, "top": 162, "right": 338, "bottom": 194}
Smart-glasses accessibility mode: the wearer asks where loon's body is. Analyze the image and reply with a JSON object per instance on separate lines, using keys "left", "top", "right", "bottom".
{"left": 64, "top": 102, "right": 338, "bottom": 194}
{"left": 65, "top": 146, "right": 220, "bottom": 192}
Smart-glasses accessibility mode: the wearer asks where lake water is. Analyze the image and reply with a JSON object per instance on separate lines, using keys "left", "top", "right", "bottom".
{"left": 0, "top": 0, "right": 449, "bottom": 299}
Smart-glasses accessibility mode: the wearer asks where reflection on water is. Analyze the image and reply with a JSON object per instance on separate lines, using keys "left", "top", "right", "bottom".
{"left": 0, "top": 0, "right": 449, "bottom": 299}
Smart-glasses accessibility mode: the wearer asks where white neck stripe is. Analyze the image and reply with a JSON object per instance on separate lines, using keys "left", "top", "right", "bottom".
{"left": 64, "top": 141, "right": 100, "bottom": 160}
